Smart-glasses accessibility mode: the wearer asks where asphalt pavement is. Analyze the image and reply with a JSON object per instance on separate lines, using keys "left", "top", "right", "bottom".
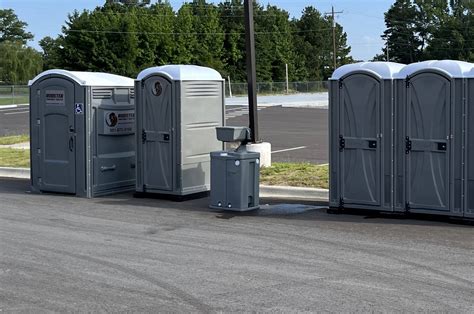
{"left": 0, "top": 100, "right": 328, "bottom": 163}
{"left": 0, "top": 177, "right": 473, "bottom": 312}
{"left": 227, "top": 106, "right": 328, "bottom": 163}
{"left": 0, "top": 105, "right": 29, "bottom": 137}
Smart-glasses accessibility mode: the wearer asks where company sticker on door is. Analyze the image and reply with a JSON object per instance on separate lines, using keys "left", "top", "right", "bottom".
{"left": 104, "top": 110, "right": 135, "bottom": 135}
{"left": 45, "top": 90, "right": 65, "bottom": 105}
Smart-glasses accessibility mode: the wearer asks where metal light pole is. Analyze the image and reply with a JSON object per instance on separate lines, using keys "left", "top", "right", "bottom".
{"left": 244, "top": 0, "right": 259, "bottom": 143}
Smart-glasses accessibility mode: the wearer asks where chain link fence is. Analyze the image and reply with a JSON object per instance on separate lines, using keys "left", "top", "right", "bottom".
{"left": 0, "top": 85, "right": 29, "bottom": 106}
{"left": 225, "top": 81, "right": 329, "bottom": 97}
{"left": 0, "top": 82, "right": 329, "bottom": 105}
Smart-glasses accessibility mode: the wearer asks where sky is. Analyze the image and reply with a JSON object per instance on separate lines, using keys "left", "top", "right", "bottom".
{"left": 2, "top": 0, "right": 393, "bottom": 61}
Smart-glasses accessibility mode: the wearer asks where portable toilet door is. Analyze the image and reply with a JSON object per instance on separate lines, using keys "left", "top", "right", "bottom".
{"left": 395, "top": 60, "right": 472, "bottom": 215}
{"left": 32, "top": 75, "right": 80, "bottom": 194}
{"left": 329, "top": 62, "right": 404, "bottom": 211}
{"left": 405, "top": 68, "right": 452, "bottom": 212}
{"left": 138, "top": 73, "right": 174, "bottom": 192}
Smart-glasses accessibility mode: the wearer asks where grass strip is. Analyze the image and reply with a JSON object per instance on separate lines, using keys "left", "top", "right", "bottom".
{"left": 0, "top": 96, "right": 29, "bottom": 106}
{"left": 0, "top": 134, "right": 29, "bottom": 145}
{"left": 260, "top": 162, "right": 328, "bottom": 189}
{"left": 0, "top": 148, "right": 30, "bottom": 168}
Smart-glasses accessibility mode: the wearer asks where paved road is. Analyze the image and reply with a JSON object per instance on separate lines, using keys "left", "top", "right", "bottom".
{"left": 0, "top": 103, "right": 328, "bottom": 163}
{"left": 0, "top": 105, "right": 29, "bottom": 137}
{"left": 227, "top": 106, "right": 328, "bottom": 163}
{"left": 0, "top": 177, "right": 472, "bottom": 312}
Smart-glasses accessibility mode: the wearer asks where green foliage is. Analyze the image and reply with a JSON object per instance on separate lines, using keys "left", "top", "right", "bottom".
{"left": 0, "top": 135, "right": 29, "bottom": 145}
{"left": 0, "top": 40, "right": 42, "bottom": 84}
{"left": 0, "top": 9, "right": 33, "bottom": 44}
{"left": 376, "top": 0, "right": 474, "bottom": 62}
{"left": 0, "top": 148, "right": 30, "bottom": 168}
{"left": 39, "top": 1, "right": 353, "bottom": 80}
{"left": 260, "top": 162, "right": 329, "bottom": 188}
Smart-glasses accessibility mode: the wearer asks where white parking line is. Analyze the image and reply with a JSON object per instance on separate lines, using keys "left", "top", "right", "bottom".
{"left": 272, "top": 146, "right": 307, "bottom": 154}
{"left": 4, "top": 111, "right": 29, "bottom": 115}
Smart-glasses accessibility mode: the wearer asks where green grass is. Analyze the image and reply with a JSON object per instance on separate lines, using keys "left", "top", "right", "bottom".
{"left": 0, "top": 148, "right": 30, "bottom": 168}
{"left": 260, "top": 162, "right": 329, "bottom": 189}
{"left": 0, "top": 96, "right": 29, "bottom": 106}
{"left": 0, "top": 134, "right": 29, "bottom": 145}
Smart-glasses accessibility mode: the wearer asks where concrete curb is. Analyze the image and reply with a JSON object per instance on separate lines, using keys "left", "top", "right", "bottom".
{"left": 0, "top": 167, "right": 30, "bottom": 179}
{"left": 0, "top": 168, "right": 329, "bottom": 201}
{"left": 260, "top": 185, "right": 328, "bottom": 201}
{"left": 0, "top": 104, "right": 29, "bottom": 110}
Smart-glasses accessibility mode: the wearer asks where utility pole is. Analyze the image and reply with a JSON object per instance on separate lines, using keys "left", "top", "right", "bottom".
{"left": 325, "top": 6, "right": 343, "bottom": 71}
{"left": 386, "top": 40, "right": 390, "bottom": 61}
{"left": 244, "top": 0, "right": 259, "bottom": 143}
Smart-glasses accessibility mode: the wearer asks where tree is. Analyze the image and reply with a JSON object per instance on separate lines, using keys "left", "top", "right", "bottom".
{"left": 0, "top": 9, "right": 33, "bottom": 44}
{"left": 293, "top": 6, "right": 352, "bottom": 80}
{"left": 0, "top": 40, "right": 42, "bottom": 84}
{"left": 40, "top": 1, "right": 354, "bottom": 81}
{"left": 218, "top": 0, "right": 245, "bottom": 81}
{"left": 39, "top": 36, "right": 64, "bottom": 70}
{"left": 381, "top": 0, "right": 423, "bottom": 64}
{"left": 425, "top": 0, "right": 474, "bottom": 61}
{"left": 172, "top": 4, "right": 198, "bottom": 64}
{"left": 190, "top": 0, "right": 225, "bottom": 72}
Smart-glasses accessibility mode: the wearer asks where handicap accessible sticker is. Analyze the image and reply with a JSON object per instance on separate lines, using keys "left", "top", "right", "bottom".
{"left": 75, "top": 103, "right": 83, "bottom": 114}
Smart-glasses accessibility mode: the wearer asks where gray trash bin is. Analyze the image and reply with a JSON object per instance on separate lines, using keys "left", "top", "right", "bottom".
{"left": 329, "top": 62, "right": 404, "bottom": 212}
{"left": 135, "top": 65, "right": 224, "bottom": 196}
{"left": 28, "top": 69, "right": 136, "bottom": 197}
{"left": 210, "top": 127, "right": 260, "bottom": 211}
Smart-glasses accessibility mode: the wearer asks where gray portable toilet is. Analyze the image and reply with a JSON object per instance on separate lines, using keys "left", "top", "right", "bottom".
{"left": 465, "top": 65, "right": 474, "bottom": 219}
{"left": 135, "top": 65, "right": 224, "bottom": 196}
{"left": 329, "top": 62, "right": 405, "bottom": 211}
{"left": 394, "top": 60, "right": 473, "bottom": 216}
{"left": 29, "top": 70, "right": 136, "bottom": 198}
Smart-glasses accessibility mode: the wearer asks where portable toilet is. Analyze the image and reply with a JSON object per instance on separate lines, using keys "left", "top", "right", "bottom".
{"left": 29, "top": 70, "right": 136, "bottom": 198}
{"left": 394, "top": 60, "right": 473, "bottom": 216}
{"left": 329, "top": 62, "right": 405, "bottom": 212}
{"left": 465, "top": 65, "right": 474, "bottom": 218}
{"left": 135, "top": 65, "right": 224, "bottom": 196}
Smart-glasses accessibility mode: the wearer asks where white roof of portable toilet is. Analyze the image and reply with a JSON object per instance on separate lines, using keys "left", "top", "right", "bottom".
{"left": 136, "top": 65, "right": 223, "bottom": 81}
{"left": 465, "top": 63, "right": 474, "bottom": 78}
{"left": 395, "top": 60, "right": 474, "bottom": 79}
{"left": 330, "top": 62, "right": 405, "bottom": 80}
{"left": 28, "top": 69, "right": 134, "bottom": 87}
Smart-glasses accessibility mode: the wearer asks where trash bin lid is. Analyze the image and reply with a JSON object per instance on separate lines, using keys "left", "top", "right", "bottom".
{"left": 137, "top": 64, "right": 223, "bottom": 81}
{"left": 29, "top": 69, "right": 134, "bottom": 87}
{"left": 330, "top": 62, "right": 405, "bottom": 80}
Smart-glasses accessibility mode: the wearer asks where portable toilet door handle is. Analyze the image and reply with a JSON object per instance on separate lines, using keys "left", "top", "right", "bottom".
{"left": 68, "top": 136, "right": 74, "bottom": 152}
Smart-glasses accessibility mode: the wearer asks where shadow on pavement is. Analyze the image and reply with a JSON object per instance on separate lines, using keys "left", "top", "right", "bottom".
{"left": 1, "top": 177, "right": 472, "bottom": 227}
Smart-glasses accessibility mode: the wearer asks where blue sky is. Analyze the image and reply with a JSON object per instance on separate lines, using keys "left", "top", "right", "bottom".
{"left": 2, "top": 0, "right": 393, "bottom": 61}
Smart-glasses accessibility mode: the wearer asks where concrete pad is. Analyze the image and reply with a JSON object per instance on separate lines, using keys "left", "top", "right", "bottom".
{"left": 246, "top": 142, "right": 271, "bottom": 167}
{"left": 0, "top": 167, "right": 30, "bottom": 179}
{"left": 0, "top": 141, "right": 30, "bottom": 149}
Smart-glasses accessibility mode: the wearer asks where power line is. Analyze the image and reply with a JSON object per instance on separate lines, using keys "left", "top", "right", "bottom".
{"left": 65, "top": 27, "right": 334, "bottom": 36}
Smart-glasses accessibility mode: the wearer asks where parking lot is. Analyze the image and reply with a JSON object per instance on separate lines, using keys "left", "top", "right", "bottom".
{"left": 1, "top": 177, "right": 473, "bottom": 312}
{"left": 0, "top": 93, "right": 329, "bottom": 163}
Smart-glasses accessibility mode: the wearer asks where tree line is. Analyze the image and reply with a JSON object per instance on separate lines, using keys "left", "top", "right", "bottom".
{"left": 374, "top": 0, "right": 474, "bottom": 63}
{"left": 0, "top": 1, "right": 352, "bottom": 84}
{"left": 2, "top": 0, "right": 473, "bottom": 85}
